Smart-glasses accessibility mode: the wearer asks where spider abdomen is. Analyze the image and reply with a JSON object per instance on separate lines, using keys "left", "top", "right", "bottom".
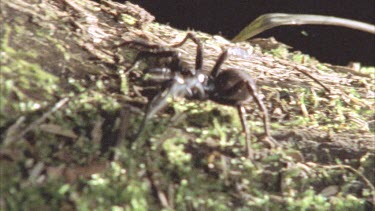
{"left": 210, "top": 69, "right": 255, "bottom": 106}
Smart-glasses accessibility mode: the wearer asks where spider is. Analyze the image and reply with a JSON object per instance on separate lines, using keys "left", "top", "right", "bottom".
{"left": 117, "top": 33, "right": 278, "bottom": 159}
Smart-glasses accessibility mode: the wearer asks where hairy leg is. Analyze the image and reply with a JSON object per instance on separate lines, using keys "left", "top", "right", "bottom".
{"left": 170, "top": 32, "right": 204, "bottom": 70}
{"left": 237, "top": 105, "right": 253, "bottom": 159}
{"left": 245, "top": 81, "right": 279, "bottom": 148}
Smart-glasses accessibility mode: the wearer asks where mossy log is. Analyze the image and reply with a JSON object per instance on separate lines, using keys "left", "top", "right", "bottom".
{"left": 1, "top": 0, "right": 374, "bottom": 210}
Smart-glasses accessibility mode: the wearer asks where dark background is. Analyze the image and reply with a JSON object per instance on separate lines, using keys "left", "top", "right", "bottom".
{"left": 123, "top": 0, "right": 374, "bottom": 66}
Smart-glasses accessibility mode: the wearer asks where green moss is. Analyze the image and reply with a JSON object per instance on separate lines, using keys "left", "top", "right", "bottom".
{"left": 121, "top": 14, "right": 138, "bottom": 26}
{"left": 267, "top": 45, "right": 290, "bottom": 58}
{"left": 292, "top": 52, "right": 312, "bottom": 64}
{"left": 359, "top": 66, "right": 375, "bottom": 75}
{"left": 0, "top": 24, "right": 60, "bottom": 127}
{"left": 163, "top": 137, "right": 192, "bottom": 171}
{"left": 285, "top": 189, "right": 330, "bottom": 210}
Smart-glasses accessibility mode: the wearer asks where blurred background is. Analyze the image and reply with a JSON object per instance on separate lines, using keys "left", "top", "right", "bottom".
{"left": 120, "top": 0, "right": 374, "bottom": 66}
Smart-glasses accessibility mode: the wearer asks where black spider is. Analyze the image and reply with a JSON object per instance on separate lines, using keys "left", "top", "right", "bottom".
{"left": 117, "top": 33, "right": 278, "bottom": 158}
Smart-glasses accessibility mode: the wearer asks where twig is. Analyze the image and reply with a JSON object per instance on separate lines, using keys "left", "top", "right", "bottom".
{"left": 233, "top": 13, "right": 375, "bottom": 41}
{"left": 4, "top": 98, "right": 70, "bottom": 145}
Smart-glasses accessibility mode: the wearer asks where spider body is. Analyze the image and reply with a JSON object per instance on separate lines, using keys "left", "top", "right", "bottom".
{"left": 118, "top": 33, "right": 275, "bottom": 158}
{"left": 209, "top": 68, "right": 257, "bottom": 106}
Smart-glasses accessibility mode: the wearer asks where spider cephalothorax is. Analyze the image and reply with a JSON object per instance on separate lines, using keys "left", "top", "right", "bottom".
{"left": 116, "top": 33, "right": 276, "bottom": 158}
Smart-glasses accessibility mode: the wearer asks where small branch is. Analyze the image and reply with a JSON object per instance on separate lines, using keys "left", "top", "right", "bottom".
{"left": 4, "top": 98, "right": 70, "bottom": 146}
{"left": 233, "top": 13, "right": 375, "bottom": 41}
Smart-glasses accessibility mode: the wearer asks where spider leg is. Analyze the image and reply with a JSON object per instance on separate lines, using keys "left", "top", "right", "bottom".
{"left": 209, "top": 49, "right": 259, "bottom": 156}
{"left": 133, "top": 77, "right": 200, "bottom": 141}
{"left": 244, "top": 81, "right": 279, "bottom": 148}
{"left": 212, "top": 74, "right": 277, "bottom": 149}
{"left": 143, "top": 67, "right": 174, "bottom": 83}
{"left": 125, "top": 50, "right": 179, "bottom": 74}
{"left": 115, "top": 39, "right": 168, "bottom": 50}
{"left": 170, "top": 32, "right": 203, "bottom": 71}
{"left": 133, "top": 85, "right": 177, "bottom": 142}
{"left": 237, "top": 105, "right": 253, "bottom": 159}
{"left": 114, "top": 38, "right": 185, "bottom": 75}
{"left": 118, "top": 32, "right": 204, "bottom": 71}
{"left": 210, "top": 49, "right": 228, "bottom": 78}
